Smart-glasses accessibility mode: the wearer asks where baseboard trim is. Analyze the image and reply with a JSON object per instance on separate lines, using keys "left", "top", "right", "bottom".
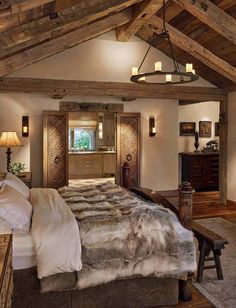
{"left": 227, "top": 199, "right": 236, "bottom": 206}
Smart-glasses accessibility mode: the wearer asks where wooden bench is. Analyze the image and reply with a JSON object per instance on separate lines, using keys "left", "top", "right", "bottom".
{"left": 191, "top": 221, "right": 229, "bottom": 283}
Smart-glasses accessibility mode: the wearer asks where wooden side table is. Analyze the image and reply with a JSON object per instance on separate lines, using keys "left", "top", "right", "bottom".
{"left": 18, "top": 172, "right": 32, "bottom": 188}
{"left": 0, "top": 234, "right": 13, "bottom": 308}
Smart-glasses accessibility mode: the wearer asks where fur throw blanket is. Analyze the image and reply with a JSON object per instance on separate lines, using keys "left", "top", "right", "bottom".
{"left": 58, "top": 182, "right": 196, "bottom": 289}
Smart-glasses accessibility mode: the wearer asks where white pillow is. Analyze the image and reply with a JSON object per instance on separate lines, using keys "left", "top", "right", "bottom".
{"left": 4, "top": 172, "right": 30, "bottom": 200}
{"left": 0, "top": 183, "right": 32, "bottom": 232}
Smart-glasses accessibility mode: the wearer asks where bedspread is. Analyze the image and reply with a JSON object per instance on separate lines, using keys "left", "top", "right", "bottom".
{"left": 58, "top": 182, "right": 196, "bottom": 289}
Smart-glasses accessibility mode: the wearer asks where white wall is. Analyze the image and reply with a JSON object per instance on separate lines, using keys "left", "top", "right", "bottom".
{"left": 0, "top": 31, "right": 213, "bottom": 189}
{"left": 178, "top": 101, "right": 220, "bottom": 153}
{"left": 228, "top": 91, "right": 236, "bottom": 202}
{"left": 0, "top": 94, "right": 59, "bottom": 187}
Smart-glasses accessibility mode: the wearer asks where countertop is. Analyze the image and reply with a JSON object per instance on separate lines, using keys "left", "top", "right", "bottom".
{"left": 179, "top": 152, "right": 219, "bottom": 156}
{"left": 69, "top": 151, "right": 116, "bottom": 154}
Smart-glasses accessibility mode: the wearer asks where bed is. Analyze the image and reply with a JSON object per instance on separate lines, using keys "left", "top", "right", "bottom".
{"left": 0, "top": 174, "right": 196, "bottom": 308}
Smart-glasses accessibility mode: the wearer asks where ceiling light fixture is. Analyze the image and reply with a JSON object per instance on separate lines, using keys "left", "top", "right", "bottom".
{"left": 130, "top": 0, "right": 199, "bottom": 85}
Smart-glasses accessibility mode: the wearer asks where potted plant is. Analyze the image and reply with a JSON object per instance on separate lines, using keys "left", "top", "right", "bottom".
{"left": 8, "top": 162, "right": 26, "bottom": 177}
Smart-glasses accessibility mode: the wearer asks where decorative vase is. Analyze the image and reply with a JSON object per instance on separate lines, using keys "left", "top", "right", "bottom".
{"left": 194, "top": 131, "right": 200, "bottom": 152}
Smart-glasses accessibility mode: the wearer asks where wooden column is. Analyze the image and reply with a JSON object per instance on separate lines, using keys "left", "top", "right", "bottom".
{"left": 178, "top": 181, "right": 194, "bottom": 302}
{"left": 219, "top": 97, "right": 228, "bottom": 205}
{"left": 178, "top": 182, "right": 194, "bottom": 230}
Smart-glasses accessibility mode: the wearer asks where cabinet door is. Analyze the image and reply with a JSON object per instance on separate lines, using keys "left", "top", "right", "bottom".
{"left": 103, "top": 153, "right": 116, "bottom": 175}
{"left": 116, "top": 113, "right": 140, "bottom": 187}
{"left": 43, "top": 111, "right": 68, "bottom": 188}
{"left": 190, "top": 157, "right": 205, "bottom": 188}
{"left": 103, "top": 113, "right": 115, "bottom": 146}
{"left": 205, "top": 155, "right": 219, "bottom": 188}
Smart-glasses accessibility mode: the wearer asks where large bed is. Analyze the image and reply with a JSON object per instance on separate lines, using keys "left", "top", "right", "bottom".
{"left": 0, "top": 174, "right": 196, "bottom": 308}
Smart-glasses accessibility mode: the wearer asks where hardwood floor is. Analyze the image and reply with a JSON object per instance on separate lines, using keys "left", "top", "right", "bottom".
{"left": 162, "top": 191, "right": 236, "bottom": 308}
{"left": 192, "top": 191, "right": 236, "bottom": 220}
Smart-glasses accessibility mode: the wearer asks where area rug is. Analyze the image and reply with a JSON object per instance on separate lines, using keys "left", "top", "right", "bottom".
{"left": 193, "top": 217, "right": 236, "bottom": 308}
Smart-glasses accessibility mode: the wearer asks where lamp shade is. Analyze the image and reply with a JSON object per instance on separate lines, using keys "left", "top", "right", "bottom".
{"left": 0, "top": 132, "right": 22, "bottom": 147}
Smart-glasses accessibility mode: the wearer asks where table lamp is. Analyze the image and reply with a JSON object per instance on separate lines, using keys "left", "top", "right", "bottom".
{"left": 0, "top": 132, "right": 22, "bottom": 171}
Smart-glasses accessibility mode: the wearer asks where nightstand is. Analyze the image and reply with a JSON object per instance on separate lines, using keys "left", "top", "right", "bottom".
{"left": 0, "top": 234, "right": 13, "bottom": 308}
{"left": 18, "top": 172, "right": 32, "bottom": 188}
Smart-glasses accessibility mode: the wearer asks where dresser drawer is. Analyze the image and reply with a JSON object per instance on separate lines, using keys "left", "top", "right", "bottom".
{"left": 0, "top": 235, "right": 12, "bottom": 308}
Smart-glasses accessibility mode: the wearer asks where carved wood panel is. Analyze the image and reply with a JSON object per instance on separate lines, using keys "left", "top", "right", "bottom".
{"left": 116, "top": 113, "right": 140, "bottom": 187}
{"left": 43, "top": 111, "right": 68, "bottom": 188}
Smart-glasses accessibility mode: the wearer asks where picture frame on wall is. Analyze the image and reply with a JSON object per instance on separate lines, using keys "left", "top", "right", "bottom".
{"left": 179, "top": 122, "right": 196, "bottom": 136}
{"left": 215, "top": 122, "right": 219, "bottom": 137}
{"left": 199, "top": 121, "right": 212, "bottom": 138}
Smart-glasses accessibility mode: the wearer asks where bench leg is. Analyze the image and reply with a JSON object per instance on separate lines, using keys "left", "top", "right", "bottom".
{"left": 179, "top": 274, "right": 193, "bottom": 301}
{"left": 197, "top": 240, "right": 207, "bottom": 283}
{"left": 214, "top": 249, "right": 224, "bottom": 280}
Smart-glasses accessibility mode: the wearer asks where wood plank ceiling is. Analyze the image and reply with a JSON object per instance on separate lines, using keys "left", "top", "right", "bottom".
{"left": 0, "top": 0, "right": 235, "bottom": 91}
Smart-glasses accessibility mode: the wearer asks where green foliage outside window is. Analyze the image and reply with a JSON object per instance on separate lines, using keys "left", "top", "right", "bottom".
{"left": 74, "top": 130, "right": 91, "bottom": 150}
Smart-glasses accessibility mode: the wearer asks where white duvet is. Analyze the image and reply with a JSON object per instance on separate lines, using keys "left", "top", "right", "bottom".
{"left": 30, "top": 188, "right": 82, "bottom": 279}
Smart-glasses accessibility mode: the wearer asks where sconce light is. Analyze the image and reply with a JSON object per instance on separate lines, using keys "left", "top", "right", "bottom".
{"left": 149, "top": 116, "right": 156, "bottom": 137}
{"left": 22, "top": 116, "right": 29, "bottom": 137}
{"left": 98, "top": 116, "right": 103, "bottom": 140}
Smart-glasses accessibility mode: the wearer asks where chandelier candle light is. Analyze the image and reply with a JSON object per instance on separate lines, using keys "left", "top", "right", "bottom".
{"left": 131, "top": 0, "right": 199, "bottom": 85}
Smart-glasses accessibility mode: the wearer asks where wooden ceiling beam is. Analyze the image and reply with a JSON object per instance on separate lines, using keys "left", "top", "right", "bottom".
{"left": 179, "top": 100, "right": 203, "bottom": 105}
{"left": 172, "top": 0, "right": 236, "bottom": 45}
{"left": 0, "top": 10, "right": 131, "bottom": 77}
{"left": 116, "top": 0, "right": 163, "bottom": 41}
{"left": 0, "top": 0, "right": 141, "bottom": 50}
{"left": 148, "top": 15, "right": 236, "bottom": 83}
{"left": 0, "top": 78, "right": 226, "bottom": 101}
{"left": 0, "top": 0, "right": 54, "bottom": 18}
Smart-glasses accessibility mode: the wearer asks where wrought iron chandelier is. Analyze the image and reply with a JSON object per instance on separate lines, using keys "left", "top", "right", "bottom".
{"left": 130, "top": 0, "right": 199, "bottom": 85}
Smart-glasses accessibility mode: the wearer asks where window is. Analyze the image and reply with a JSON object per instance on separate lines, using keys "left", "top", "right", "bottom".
{"left": 69, "top": 128, "right": 96, "bottom": 151}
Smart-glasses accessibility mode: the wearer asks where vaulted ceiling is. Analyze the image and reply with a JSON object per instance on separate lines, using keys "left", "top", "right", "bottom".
{"left": 0, "top": 0, "right": 235, "bottom": 91}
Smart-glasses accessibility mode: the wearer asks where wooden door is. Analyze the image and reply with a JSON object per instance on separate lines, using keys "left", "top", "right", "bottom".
{"left": 116, "top": 113, "right": 140, "bottom": 187}
{"left": 43, "top": 111, "right": 68, "bottom": 188}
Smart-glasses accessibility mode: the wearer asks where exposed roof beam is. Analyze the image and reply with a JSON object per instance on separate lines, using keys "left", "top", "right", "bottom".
{"left": 148, "top": 15, "right": 236, "bottom": 83}
{"left": 0, "top": 10, "right": 131, "bottom": 77}
{"left": 0, "top": 0, "right": 141, "bottom": 50}
{"left": 116, "top": 0, "right": 163, "bottom": 41}
{"left": 0, "top": 0, "right": 54, "bottom": 17}
{"left": 0, "top": 78, "right": 226, "bottom": 101}
{"left": 172, "top": 0, "right": 236, "bottom": 45}
{"left": 179, "top": 100, "right": 203, "bottom": 105}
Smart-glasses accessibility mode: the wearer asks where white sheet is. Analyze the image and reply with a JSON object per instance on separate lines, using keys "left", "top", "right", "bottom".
{"left": 30, "top": 188, "right": 82, "bottom": 279}
{"left": 0, "top": 217, "right": 36, "bottom": 269}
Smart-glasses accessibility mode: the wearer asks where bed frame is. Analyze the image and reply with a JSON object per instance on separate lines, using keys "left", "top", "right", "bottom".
{"left": 12, "top": 183, "right": 194, "bottom": 308}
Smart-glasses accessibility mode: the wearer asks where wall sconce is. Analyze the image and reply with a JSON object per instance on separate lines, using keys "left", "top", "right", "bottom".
{"left": 98, "top": 116, "right": 103, "bottom": 140}
{"left": 149, "top": 116, "right": 156, "bottom": 137}
{"left": 22, "top": 116, "right": 29, "bottom": 137}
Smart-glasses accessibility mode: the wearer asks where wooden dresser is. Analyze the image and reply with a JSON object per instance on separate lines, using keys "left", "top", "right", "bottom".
{"left": 69, "top": 152, "right": 116, "bottom": 178}
{"left": 180, "top": 152, "right": 219, "bottom": 191}
{"left": 0, "top": 234, "right": 13, "bottom": 308}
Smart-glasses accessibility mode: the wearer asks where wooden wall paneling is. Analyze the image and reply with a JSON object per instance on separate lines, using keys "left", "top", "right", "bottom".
{"left": 219, "top": 97, "right": 228, "bottom": 205}
{"left": 43, "top": 110, "right": 68, "bottom": 188}
{"left": 116, "top": 113, "right": 140, "bottom": 187}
